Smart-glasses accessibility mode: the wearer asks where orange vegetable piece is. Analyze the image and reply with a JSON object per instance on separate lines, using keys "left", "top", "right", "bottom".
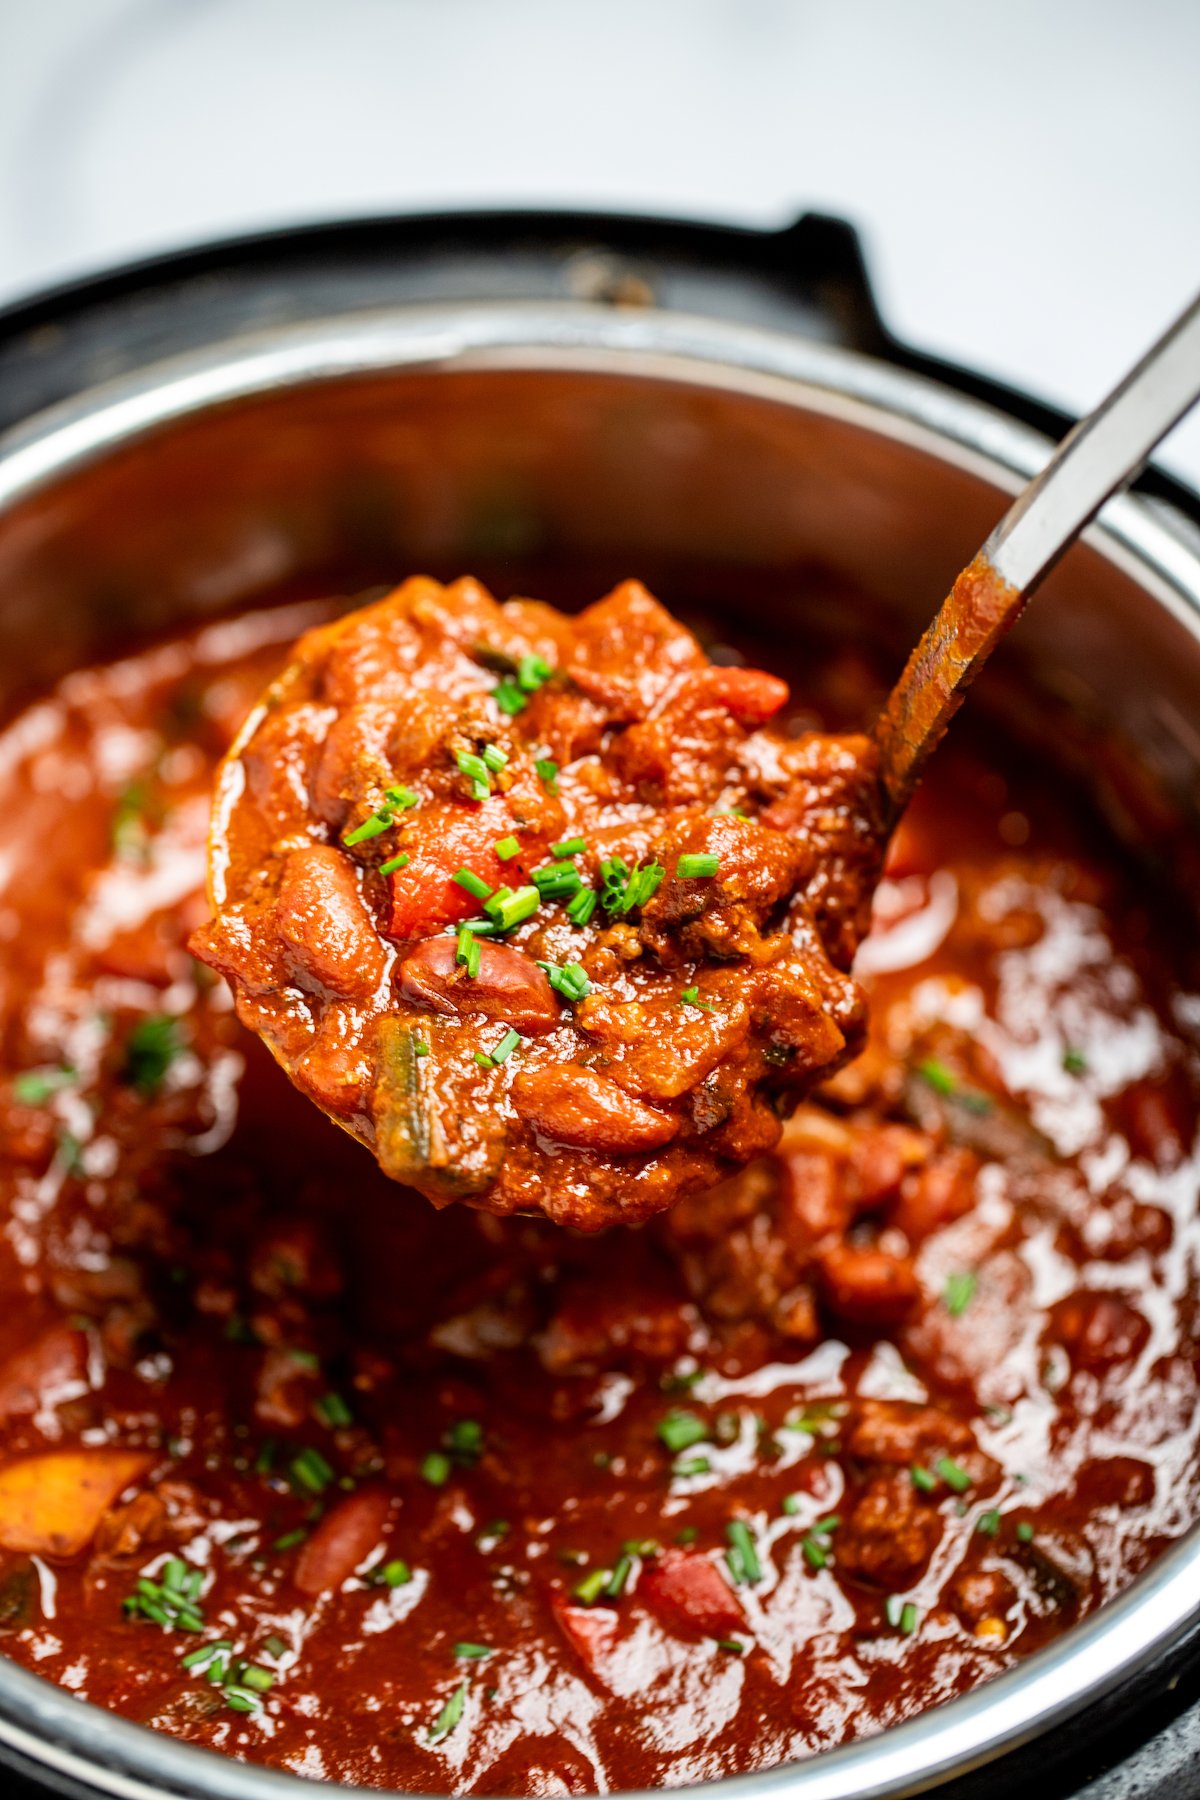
{"left": 0, "top": 1450, "right": 153, "bottom": 1556}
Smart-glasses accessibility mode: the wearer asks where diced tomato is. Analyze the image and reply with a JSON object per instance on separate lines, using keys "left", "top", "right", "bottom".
{"left": 699, "top": 666, "right": 790, "bottom": 727}
{"left": 549, "top": 1589, "right": 621, "bottom": 1682}
{"left": 386, "top": 800, "right": 534, "bottom": 940}
{"left": 640, "top": 1549, "right": 746, "bottom": 1638}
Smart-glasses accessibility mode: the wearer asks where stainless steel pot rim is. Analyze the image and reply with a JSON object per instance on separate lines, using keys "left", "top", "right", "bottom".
{"left": 0, "top": 299, "right": 1198, "bottom": 1800}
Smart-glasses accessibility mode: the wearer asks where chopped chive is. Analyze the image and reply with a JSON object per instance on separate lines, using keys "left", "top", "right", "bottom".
{"left": 384, "top": 786, "right": 418, "bottom": 810}
{"left": 605, "top": 1555, "right": 633, "bottom": 1598}
{"left": 801, "top": 1535, "right": 828, "bottom": 1569}
{"left": 453, "top": 868, "right": 494, "bottom": 901}
{"left": 378, "top": 853, "right": 410, "bottom": 876}
{"left": 369, "top": 1558, "right": 411, "bottom": 1588}
{"left": 716, "top": 1638, "right": 745, "bottom": 1654}
{"left": 454, "top": 1642, "right": 493, "bottom": 1660}
{"left": 482, "top": 743, "right": 508, "bottom": 773}
{"left": 456, "top": 926, "right": 482, "bottom": 979}
{"left": 13, "top": 1066, "right": 76, "bottom": 1106}
{"left": 657, "top": 1410, "right": 708, "bottom": 1454}
{"left": 421, "top": 1451, "right": 452, "bottom": 1487}
{"left": 413, "top": 1039, "right": 430, "bottom": 1057}
{"left": 573, "top": 1568, "right": 610, "bottom": 1605}
{"left": 551, "top": 836, "right": 587, "bottom": 857}
{"left": 315, "top": 1393, "right": 352, "bottom": 1429}
{"left": 725, "top": 1520, "right": 762, "bottom": 1585}
{"left": 343, "top": 812, "right": 393, "bottom": 846}
{"left": 517, "top": 653, "right": 553, "bottom": 692}
{"left": 911, "top": 1465, "right": 938, "bottom": 1494}
{"left": 476, "top": 1521, "right": 510, "bottom": 1552}
{"left": 916, "top": 1056, "right": 957, "bottom": 1095}
{"left": 534, "top": 758, "right": 559, "bottom": 794}
{"left": 122, "top": 1013, "right": 185, "bottom": 1095}
{"left": 474, "top": 1052, "right": 495, "bottom": 1069}
{"left": 680, "top": 985, "right": 717, "bottom": 1012}
{"left": 780, "top": 1494, "right": 802, "bottom": 1517}
{"left": 934, "top": 1457, "right": 972, "bottom": 1494}
{"left": 531, "top": 860, "right": 583, "bottom": 899}
{"left": 240, "top": 1665, "right": 274, "bottom": 1693}
{"left": 538, "top": 960, "right": 592, "bottom": 1001}
{"left": 486, "top": 886, "right": 539, "bottom": 931}
{"left": 493, "top": 680, "right": 528, "bottom": 716}
{"left": 976, "top": 1509, "right": 1002, "bottom": 1537}
{"left": 943, "top": 1271, "right": 977, "bottom": 1317}
{"left": 264, "top": 1635, "right": 289, "bottom": 1659}
{"left": 290, "top": 1447, "right": 334, "bottom": 1494}
{"left": 675, "top": 1526, "right": 699, "bottom": 1546}
{"left": 1063, "top": 1047, "right": 1088, "bottom": 1075}
{"left": 455, "top": 751, "right": 491, "bottom": 799}
{"left": 604, "top": 859, "right": 665, "bottom": 915}
{"left": 273, "top": 1529, "right": 306, "bottom": 1551}
{"left": 1016, "top": 1521, "right": 1035, "bottom": 1543}
{"left": 566, "top": 888, "right": 597, "bottom": 926}
{"left": 886, "top": 1596, "right": 919, "bottom": 1634}
{"left": 673, "top": 1457, "right": 711, "bottom": 1479}
{"left": 181, "top": 1639, "right": 233, "bottom": 1671}
{"left": 676, "top": 853, "right": 720, "bottom": 879}
{"left": 494, "top": 835, "right": 522, "bottom": 861}
{"left": 490, "top": 1029, "right": 522, "bottom": 1065}
{"left": 445, "top": 1418, "right": 483, "bottom": 1462}
{"left": 428, "top": 1678, "right": 468, "bottom": 1744}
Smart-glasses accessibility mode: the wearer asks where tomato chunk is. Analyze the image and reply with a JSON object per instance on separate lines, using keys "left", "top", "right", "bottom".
{"left": 641, "top": 1549, "right": 746, "bottom": 1638}
{"left": 387, "top": 801, "right": 532, "bottom": 940}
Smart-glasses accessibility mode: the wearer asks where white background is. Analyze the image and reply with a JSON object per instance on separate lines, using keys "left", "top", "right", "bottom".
{"left": 2, "top": 0, "right": 1199, "bottom": 483}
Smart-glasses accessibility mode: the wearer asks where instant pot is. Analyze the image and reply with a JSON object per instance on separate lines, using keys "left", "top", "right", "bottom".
{"left": 1, "top": 211, "right": 1199, "bottom": 1800}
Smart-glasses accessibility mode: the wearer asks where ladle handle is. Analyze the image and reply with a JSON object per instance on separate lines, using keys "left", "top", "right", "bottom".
{"left": 875, "top": 290, "right": 1200, "bottom": 824}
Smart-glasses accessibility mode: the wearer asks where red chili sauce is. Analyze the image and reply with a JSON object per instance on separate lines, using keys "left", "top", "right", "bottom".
{"left": 0, "top": 589, "right": 1196, "bottom": 1794}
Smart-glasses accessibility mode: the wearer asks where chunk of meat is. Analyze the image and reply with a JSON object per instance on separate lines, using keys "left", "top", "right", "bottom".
{"left": 511, "top": 1066, "right": 679, "bottom": 1152}
{"left": 817, "top": 1243, "right": 919, "bottom": 1324}
{"left": 398, "top": 937, "right": 561, "bottom": 1035}
{"left": 0, "top": 1451, "right": 154, "bottom": 1556}
{"left": 641, "top": 1549, "right": 747, "bottom": 1639}
{"left": 275, "top": 846, "right": 387, "bottom": 1000}
{"left": 1050, "top": 1291, "right": 1149, "bottom": 1369}
{"left": 0, "top": 1325, "right": 87, "bottom": 1424}
{"left": 294, "top": 1487, "right": 392, "bottom": 1596}
{"left": 838, "top": 1471, "right": 941, "bottom": 1588}
{"left": 845, "top": 1399, "right": 977, "bottom": 1467}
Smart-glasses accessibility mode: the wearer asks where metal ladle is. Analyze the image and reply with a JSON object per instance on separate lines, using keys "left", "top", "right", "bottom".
{"left": 875, "top": 291, "right": 1200, "bottom": 823}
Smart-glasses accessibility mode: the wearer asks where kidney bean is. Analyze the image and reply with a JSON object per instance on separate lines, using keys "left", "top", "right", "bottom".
{"left": 275, "top": 846, "right": 386, "bottom": 1000}
{"left": 398, "top": 937, "right": 560, "bottom": 1034}
{"left": 294, "top": 1487, "right": 393, "bottom": 1596}
{"left": 511, "top": 1066, "right": 679, "bottom": 1151}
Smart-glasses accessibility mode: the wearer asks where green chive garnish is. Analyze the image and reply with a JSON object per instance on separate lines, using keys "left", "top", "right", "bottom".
{"left": 676, "top": 853, "right": 720, "bottom": 879}
{"left": 551, "top": 837, "right": 587, "bottom": 857}
{"left": 573, "top": 1569, "right": 610, "bottom": 1604}
{"left": 673, "top": 1457, "right": 711, "bottom": 1479}
{"left": 474, "top": 1051, "right": 495, "bottom": 1068}
{"left": 289, "top": 1447, "right": 333, "bottom": 1494}
{"left": 455, "top": 751, "right": 491, "bottom": 799}
{"left": 454, "top": 1642, "right": 493, "bottom": 1660}
{"left": 566, "top": 889, "right": 597, "bottom": 926}
{"left": 943, "top": 1271, "right": 977, "bottom": 1317}
{"left": 976, "top": 1509, "right": 1001, "bottom": 1537}
{"left": 781, "top": 1494, "right": 802, "bottom": 1517}
{"left": 428, "top": 1679, "right": 467, "bottom": 1744}
{"left": 315, "top": 1393, "right": 352, "bottom": 1428}
{"left": 675, "top": 1526, "right": 699, "bottom": 1546}
{"left": 486, "top": 886, "right": 540, "bottom": 931}
{"left": 911, "top": 1466, "right": 938, "bottom": 1494}
{"left": 494, "top": 835, "right": 522, "bottom": 861}
{"left": 535, "top": 758, "right": 559, "bottom": 794}
{"left": 13, "top": 1066, "right": 76, "bottom": 1106}
{"left": 657, "top": 1410, "right": 708, "bottom": 1454}
{"left": 453, "top": 868, "right": 494, "bottom": 901}
{"left": 456, "top": 926, "right": 482, "bottom": 979}
{"left": 518, "top": 653, "right": 553, "bottom": 691}
{"left": 493, "top": 680, "right": 527, "bottom": 716}
{"left": 531, "top": 860, "right": 583, "bottom": 900}
{"left": 343, "top": 813, "right": 393, "bottom": 846}
{"left": 725, "top": 1520, "right": 762, "bottom": 1585}
{"left": 538, "top": 961, "right": 591, "bottom": 1002}
{"left": 935, "top": 1457, "right": 972, "bottom": 1493}
{"left": 605, "top": 1556, "right": 633, "bottom": 1598}
{"left": 801, "top": 1535, "right": 828, "bottom": 1569}
{"left": 370, "top": 1558, "right": 411, "bottom": 1587}
{"left": 378, "top": 853, "right": 410, "bottom": 876}
{"left": 421, "top": 1451, "right": 452, "bottom": 1487}
{"left": 1063, "top": 1047, "right": 1088, "bottom": 1075}
{"left": 482, "top": 743, "right": 508, "bottom": 773}
{"left": 490, "top": 1029, "right": 521, "bottom": 1065}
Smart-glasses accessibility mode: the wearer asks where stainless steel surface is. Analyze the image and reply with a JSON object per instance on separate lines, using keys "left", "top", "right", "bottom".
{"left": 987, "top": 290, "right": 1200, "bottom": 593}
{"left": 1, "top": 301, "right": 1200, "bottom": 1799}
